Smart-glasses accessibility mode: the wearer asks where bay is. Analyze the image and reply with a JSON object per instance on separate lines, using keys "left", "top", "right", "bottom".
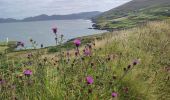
{"left": 0, "top": 19, "right": 106, "bottom": 48}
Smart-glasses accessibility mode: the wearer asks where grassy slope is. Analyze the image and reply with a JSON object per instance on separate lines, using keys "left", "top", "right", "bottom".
{"left": 64, "top": 20, "right": 170, "bottom": 99}
{"left": 93, "top": 0, "right": 170, "bottom": 30}
{"left": 95, "top": 0, "right": 170, "bottom": 20}
{"left": 100, "top": 20, "right": 170, "bottom": 99}
{"left": 1, "top": 20, "right": 169, "bottom": 99}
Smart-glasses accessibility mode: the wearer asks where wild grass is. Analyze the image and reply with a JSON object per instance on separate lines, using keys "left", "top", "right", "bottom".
{"left": 0, "top": 20, "right": 170, "bottom": 100}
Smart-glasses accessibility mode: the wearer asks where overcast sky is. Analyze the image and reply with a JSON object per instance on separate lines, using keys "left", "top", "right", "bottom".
{"left": 0, "top": 0, "right": 131, "bottom": 19}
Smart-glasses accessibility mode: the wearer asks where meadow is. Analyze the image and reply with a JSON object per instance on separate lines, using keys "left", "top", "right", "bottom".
{"left": 0, "top": 20, "right": 170, "bottom": 100}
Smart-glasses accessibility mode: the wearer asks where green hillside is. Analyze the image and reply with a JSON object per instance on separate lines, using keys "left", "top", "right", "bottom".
{"left": 0, "top": 20, "right": 170, "bottom": 100}
{"left": 0, "top": 0, "right": 170, "bottom": 99}
{"left": 93, "top": 0, "right": 170, "bottom": 30}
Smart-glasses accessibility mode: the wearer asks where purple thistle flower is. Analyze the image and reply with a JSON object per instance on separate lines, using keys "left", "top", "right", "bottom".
{"left": 112, "top": 92, "right": 118, "bottom": 97}
{"left": 24, "top": 69, "right": 32, "bottom": 77}
{"left": 52, "top": 27, "right": 57, "bottom": 34}
{"left": 84, "top": 49, "right": 91, "bottom": 56}
{"left": 74, "top": 39, "right": 81, "bottom": 47}
{"left": 86, "top": 76, "right": 94, "bottom": 84}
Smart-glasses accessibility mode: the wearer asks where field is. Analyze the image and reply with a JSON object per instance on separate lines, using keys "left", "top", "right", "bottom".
{"left": 0, "top": 19, "right": 170, "bottom": 100}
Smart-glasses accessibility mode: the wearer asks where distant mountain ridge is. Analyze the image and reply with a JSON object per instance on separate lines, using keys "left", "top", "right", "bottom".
{"left": 0, "top": 11, "right": 101, "bottom": 23}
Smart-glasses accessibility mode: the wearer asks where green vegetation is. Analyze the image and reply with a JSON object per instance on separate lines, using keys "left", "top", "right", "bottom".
{"left": 1, "top": 0, "right": 170, "bottom": 98}
{"left": 0, "top": 20, "right": 169, "bottom": 99}
{"left": 0, "top": 41, "right": 17, "bottom": 53}
{"left": 93, "top": 4, "right": 170, "bottom": 30}
{"left": 48, "top": 32, "right": 109, "bottom": 53}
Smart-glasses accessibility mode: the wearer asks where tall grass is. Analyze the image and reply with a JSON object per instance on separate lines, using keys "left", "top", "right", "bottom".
{"left": 0, "top": 20, "right": 170, "bottom": 100}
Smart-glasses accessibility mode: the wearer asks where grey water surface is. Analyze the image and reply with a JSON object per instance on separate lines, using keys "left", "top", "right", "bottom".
{"left": 0, "top": 19, "right": 106, "bottom": 48}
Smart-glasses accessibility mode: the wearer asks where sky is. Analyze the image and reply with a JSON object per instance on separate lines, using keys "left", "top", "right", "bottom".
{"left": 0, "top": 0, "right": 131, "bottom": 19}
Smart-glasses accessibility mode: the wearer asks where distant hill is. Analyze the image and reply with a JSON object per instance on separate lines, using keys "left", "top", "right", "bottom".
{"left": 0, "top": 18, "right": 18, "bottom": 23}
{"left": 92, "top": 0, "right": 170, "bottom": 31}
{"left": 0, "top": 11, "right": 101, "bottom": 23}
{"left": 94, "top": 0, "right": 170, "bottom": 22}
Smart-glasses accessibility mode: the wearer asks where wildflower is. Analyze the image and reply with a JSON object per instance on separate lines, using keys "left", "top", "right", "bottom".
{"left": 132, "top": 59, "right": 140, "bottom": 66}
{"left": 17, "top": 41, "right": 24, "bottom": 47}
{"left": 55, "top": 37, "right": 58, "bottom": 43}
{"left": 30, "top": 38, "right": 33, "bottom": 42}
{"left": 127, "top": 65, "right": 131, "bottom": 69}
{"left": 86, "top": 76, "right": 94, "bottom": 84}
{"left": 41, "top": 44, "right": 43, "bottom": 48}
{"left": 75, "top": 51, "right": 78, "bottom": 56}
{"left": 107, "top": 56, "right": 111, "bottom": 61}
{"left": 23, "top": 69, "right": 32, "bottom": 77}
{"left": 52, "top": 27, "right": 57, "bottom": 34}
{"left": 74, "top": 39, "right": 81, "bottom": 47}
{"left": 33, "top": 41, "right": 36, "bottom": 44}
{"left": 124, "top": 68, "right": 127, "bottom": 71}
{"left": 84, "top": 49, "right": 91, "bottom": 56}
{"left": 87, "top": 44, "right": 92, "bottom": 49}
{"left": 61, "top": 34, "right": 64, "bottom": 40}
{"left": 112, "top": 92, "right": 118, "bottom": 97}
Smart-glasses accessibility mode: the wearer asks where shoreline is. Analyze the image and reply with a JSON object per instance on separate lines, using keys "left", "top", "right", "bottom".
{"left": 0, "top": 31, "right": 110, "bottom": 53}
